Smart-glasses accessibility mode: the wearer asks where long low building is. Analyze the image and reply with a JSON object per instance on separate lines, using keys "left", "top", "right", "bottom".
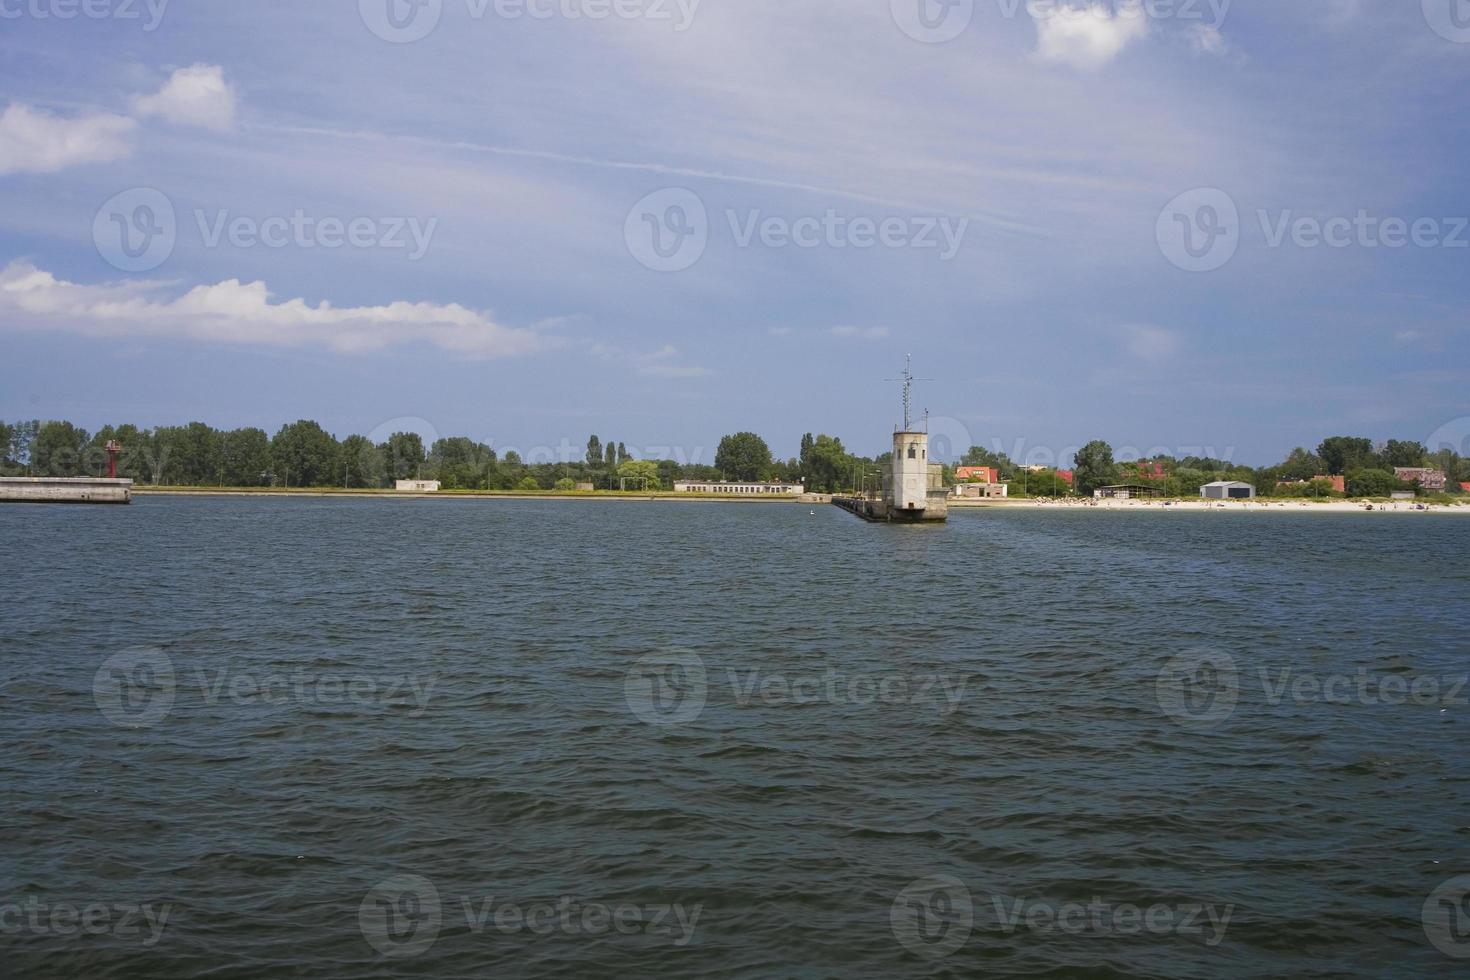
{"left": 673, "top": 481, "right": 804, "bottom": 495}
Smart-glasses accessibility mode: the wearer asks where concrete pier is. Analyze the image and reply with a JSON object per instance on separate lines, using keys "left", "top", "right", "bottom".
{"left": 832, "top": 494, "right": 946, "bottom": 523}
{"left": 0, "top": 477, "right": 133, "bottom": 504}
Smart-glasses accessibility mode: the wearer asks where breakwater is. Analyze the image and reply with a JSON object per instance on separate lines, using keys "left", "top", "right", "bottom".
{"left": 0, "top": 477, "right": 133, "bottom": 504}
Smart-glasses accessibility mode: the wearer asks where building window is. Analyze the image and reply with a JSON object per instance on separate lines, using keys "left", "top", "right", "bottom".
{"left": 907, "top": 446, "right": 917, "bottom": 459}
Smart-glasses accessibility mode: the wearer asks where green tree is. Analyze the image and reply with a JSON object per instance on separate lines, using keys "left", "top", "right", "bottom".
{"left": 586, "top": 435, "right": 602, "bottom": 468}
{"left": 1317, "top": 436, "right": 1375, "bottom": 475}
{"left": 340, "top": 434, "right": 385, "bottom": 488}
{"left": 32, "top": 421, "right": 90, "bottom": 476}
{"left": 1345, "top": 468, "right": 1407, "bottom": 497}
{"left": 553, "top": 477, "right": 577, "bottom": 492}
{"left": 1072, "top": 440, "right": 1117, "bottom": 495}
{"left": 617, "top": 458, "right": 661, "bottom": 490}
{"left": 805, "top": 434, "right": 852, "bottom": 493}
{"left": 714, "top": 432, "right": 773, "bottom": 481}
{"left": 1277, "top": 446, "right": 1326, "bottom": 482}
{"left": 515, "top": 475, "right": 542, "bottom": 492}
{"left": 222, "top": 427, "right": 272, "bottom": 486}
{"left": 382, "top": 432, "right": 426, "bottom": 481}
{"left": 1381, "top": 439, "right": 1427, "bottom": 468}
{"left": 272, "top": 420, "right": 339, "bottom": 487}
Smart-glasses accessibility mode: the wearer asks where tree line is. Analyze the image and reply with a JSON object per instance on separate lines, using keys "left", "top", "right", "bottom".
{"left": 3, "top": 419, "right": 1463, "bottom": 498}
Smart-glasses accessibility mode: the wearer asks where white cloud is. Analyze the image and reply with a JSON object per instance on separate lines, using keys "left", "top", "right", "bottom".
{"left": 1033, "top": 4, "right": 1152, "bottom": 70}
{"left": 1186, "top": 24, "right": 1228, "bottom": 56}
{"left": 133, "top": 64, "right": 237, "bottom": 132}
{"left": 1123, "top": 324, "right": 1181, "bottom": 363}
{"left": 0, "top": 261, "right": 543, "bottom": 358}
{"left": 831, "top": 325, "right": 889, "bottom": 339}
{"left": 634, "top": 344, "right": 709, "bottom": 378}
{"left": 0, "top": 104, "right": 136, "bottom": 176}
{"left": 1393, "top": 329, "right": 1422, "bottom": 345}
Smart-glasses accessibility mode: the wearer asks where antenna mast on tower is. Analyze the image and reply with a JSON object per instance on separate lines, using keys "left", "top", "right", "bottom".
{"left": 886, "top": 355, "right": 932, "bottom": 431}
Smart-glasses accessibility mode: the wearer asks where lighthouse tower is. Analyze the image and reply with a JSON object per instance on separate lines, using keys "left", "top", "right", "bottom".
{"left": 892, "top": 429, "right": 930, "bottom": 512}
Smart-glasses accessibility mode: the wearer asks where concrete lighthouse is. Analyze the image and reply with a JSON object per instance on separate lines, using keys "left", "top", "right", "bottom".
{"left": 832, "top": 356, "right": 949, "bottom": 523}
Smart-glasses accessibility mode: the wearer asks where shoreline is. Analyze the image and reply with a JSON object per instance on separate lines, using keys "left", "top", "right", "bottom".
{"left": 126, "top": 488, "right": 1470, "bottom": 513}
{"left": 950, "top": 498, "right": 1470, "bottom": 514}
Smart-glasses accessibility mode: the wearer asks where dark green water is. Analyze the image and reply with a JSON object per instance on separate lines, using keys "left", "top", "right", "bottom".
{"left": 3, "top": 496, "right": 1468, "bottom": 977}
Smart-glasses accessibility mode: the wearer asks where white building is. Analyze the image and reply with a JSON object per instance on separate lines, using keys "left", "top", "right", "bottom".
{"left": 395, "top": 480, "right": 441, "bottom": 493}
{"left": 891, "top": 430, "right": 931, "bottom": 512}
{"left": 673, "top": 481, "right": 804, "bottom": 495}
{"left": 1201, "top": 480, "right": 1255, "bottom": 500}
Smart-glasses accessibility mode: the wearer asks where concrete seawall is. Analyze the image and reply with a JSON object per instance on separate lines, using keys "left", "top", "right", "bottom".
{"left": 0, "top": 477, "right": 133, "bottom": 504}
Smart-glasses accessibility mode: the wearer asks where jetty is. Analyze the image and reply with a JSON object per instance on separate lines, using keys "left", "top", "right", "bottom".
{"left": 0, "top": 477, "right": 133, "bottom": 504}
{"left": 833, "top": 357, "right": 948, "bottom": 524}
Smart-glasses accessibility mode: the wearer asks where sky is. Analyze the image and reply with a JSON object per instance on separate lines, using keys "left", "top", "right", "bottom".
{"left": 1, "top": 0, "right": 1467, "bottom": 468}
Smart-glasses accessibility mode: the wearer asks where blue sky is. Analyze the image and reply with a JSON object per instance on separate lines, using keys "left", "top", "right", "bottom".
{"left": 1, "top": 0, "right": 1467, "bottom": 467}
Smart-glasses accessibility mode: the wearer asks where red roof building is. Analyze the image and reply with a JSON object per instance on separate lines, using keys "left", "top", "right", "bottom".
{"left": 955, "top": 466, "right": 1000, "bottom": 483}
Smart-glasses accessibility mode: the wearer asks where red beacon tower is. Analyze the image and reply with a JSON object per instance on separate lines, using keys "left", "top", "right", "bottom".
{"left": 105, "top": 440, "right": 122, "bottom": 478}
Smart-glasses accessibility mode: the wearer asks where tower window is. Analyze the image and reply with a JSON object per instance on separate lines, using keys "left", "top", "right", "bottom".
{"left": 907, "top": 446, "right": 917, "bottom": 459}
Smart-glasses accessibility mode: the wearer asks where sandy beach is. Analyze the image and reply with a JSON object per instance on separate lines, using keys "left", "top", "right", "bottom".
{"left": 950, "top": 497, "right": 1470, "bottom": 514}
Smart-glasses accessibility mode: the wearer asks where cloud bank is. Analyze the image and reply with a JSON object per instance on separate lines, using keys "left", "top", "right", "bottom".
{"left": 0, "top": 261, "right": 543, "bottom": 358}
